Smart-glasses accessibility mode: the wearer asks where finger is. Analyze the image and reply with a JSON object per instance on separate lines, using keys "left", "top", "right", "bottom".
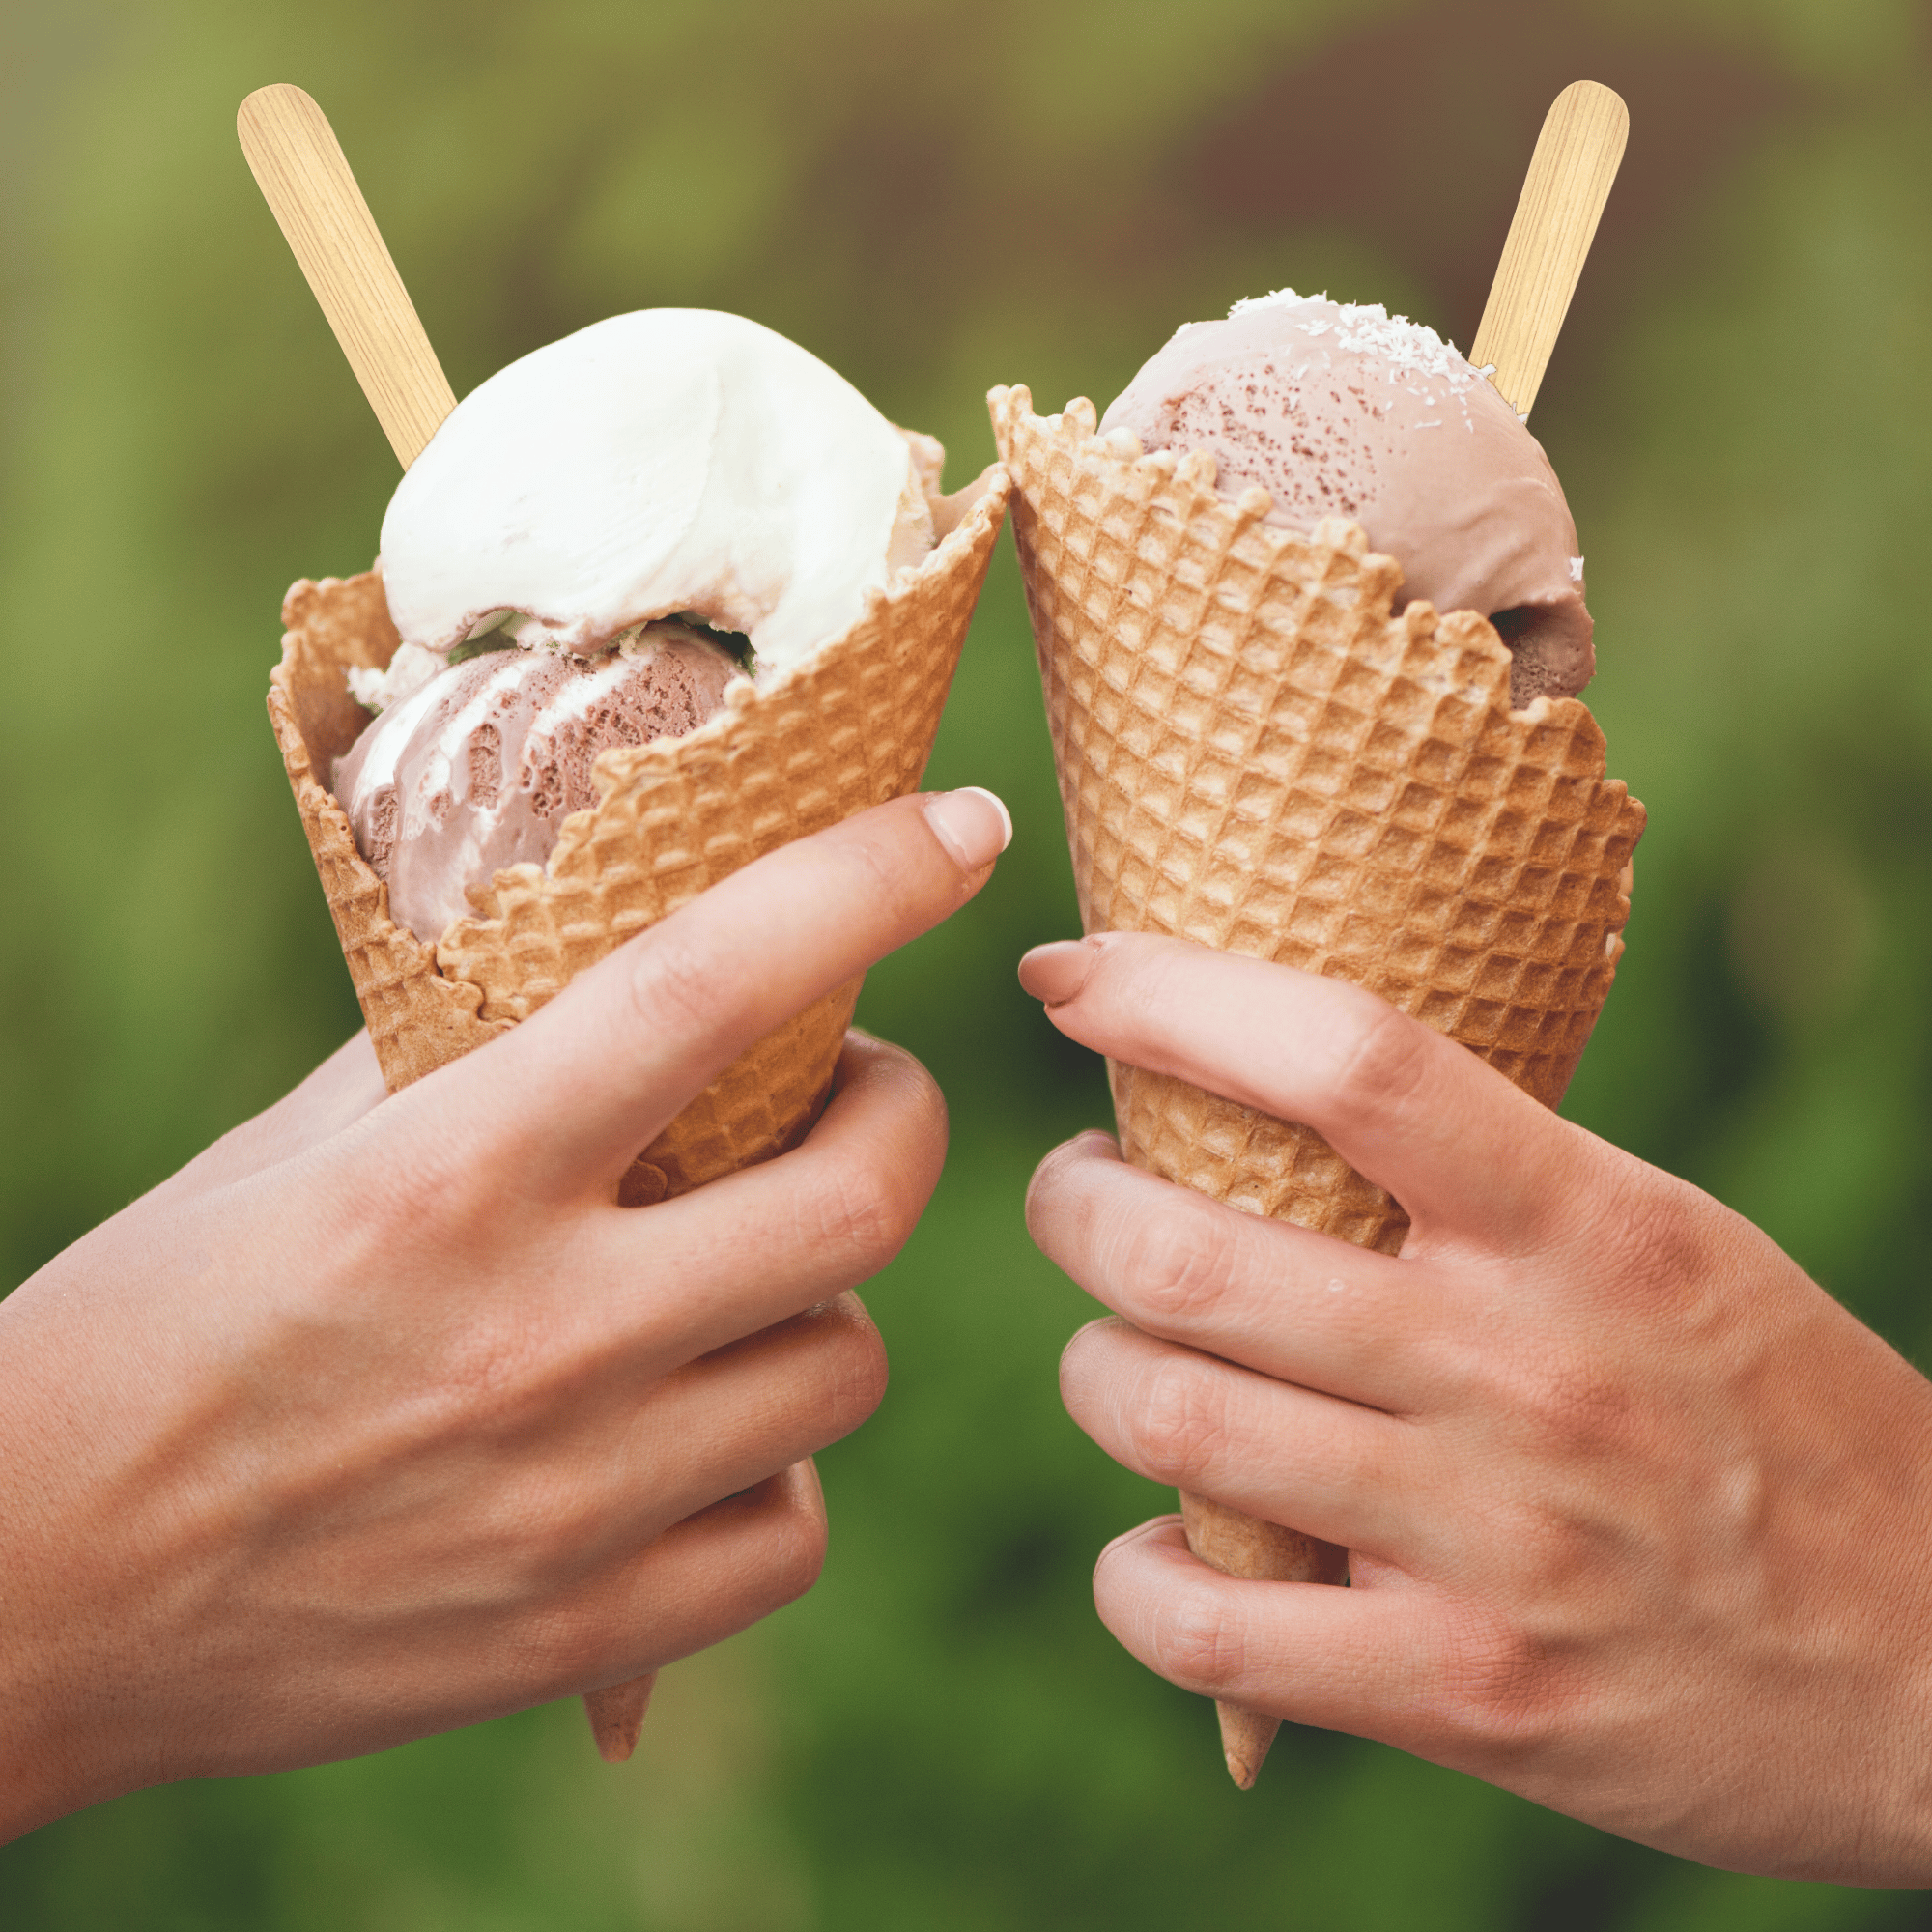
{"left": 1060, "top": 1320, "right": 1420, "bottom": 1554}
{"left": 1019, "top": 932, "right": 1576, "bottom": 1244}
{"left": 538, "top": 1295, "right": 887, "bottom": 1557}
{"left": 561, "top": 1032, "right": 946, "bottom": 1372}
{"left": 569, "top": 1461, "right": 830, "bottom": 1690}
{"left": 1092, "top": 1518, "right": 1442, "bottom": 1741}
{"left": 423, "top": 788, "right": 1010, "bottom": 1199}
{"left": 352, "top": 1303, "right": 869, "bottom": 1703}
{"left": 370, "top": 1464, "right": 832, "bottom": 1739}
{"left": 215, "top": 1463, "right": 837, "bottom": 1777}
{"left": 1028, "top": 1130, "right": 1450, "bottom": 1412}
{"left": 156, "top": 1032, "right": 388, "bottom": 1201}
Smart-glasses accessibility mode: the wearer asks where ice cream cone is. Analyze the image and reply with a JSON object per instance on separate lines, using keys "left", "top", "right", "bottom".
{"left": 1180, "top": 1494, "right": 1348, "bottom": 1787}
{"left": 583, "top": 1670, "right": 657, "bottom": 1764}
{"left": 990, "top": 385, "right": 1643, "bottom": 1786}
{"left": 268, "top": 462, "right": 1009, "bottom": 1752}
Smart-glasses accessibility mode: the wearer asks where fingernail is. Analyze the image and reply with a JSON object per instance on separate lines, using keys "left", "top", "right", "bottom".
{"left": 1098, "top": 1517, "right": 1181, "bottom": 1562}
{"left": 1018, "top": 937, "right": 1099, "bottom": 1007}
{"left": 923, "top": 787, "right": 1012, "bottom": 871}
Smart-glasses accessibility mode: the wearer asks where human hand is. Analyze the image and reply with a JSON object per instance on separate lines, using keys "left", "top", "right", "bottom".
{"left": 1021, "top": 931, "right": 1932, "bottom": 1885}
{"left": 0, "top": 785, "right": 1010, "bottom": 1843}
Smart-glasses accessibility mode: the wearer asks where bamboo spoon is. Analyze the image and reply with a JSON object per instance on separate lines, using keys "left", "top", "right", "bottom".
{"left": 237, "top": 84, "right": 455, "bottom": 467}
{"left": 238, "top": 80, "right": 658, "bottom": 1766}
{"left": 1469, "top": 79, "right": 1629, "bottom": 417}
{"left": 1202, "top": 77, "right": 1629, "bottom": 1794}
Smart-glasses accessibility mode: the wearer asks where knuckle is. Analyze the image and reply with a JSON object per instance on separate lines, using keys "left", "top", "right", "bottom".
{"left": 1468, "top": 1311, "right": 1639, "bottom": 1465}
{"left": 504, "top": 1479, "right": 608, "bottom": 1597}
{"left": 1058, "top": 1317, "right": 1112, "bottom": 1396}
{"left": 434, "top": 1305, "right": 554, "bottom": 1423}
{"left": 1059, "top": 1314, "right": 1128, "bottom": 1422}
{"left": 805, "top": 1162, "right": 916, "bottom": 1279}
{"left": 1117, "top": 1199, "right": 1234, "bottom": 1330}
{"left": 336, "top": 1122, "right": 502, "bottom": 1257}
{"left": 1153, "top": 1575, "right": 1251, "bottom": 1691}
{"left": 1577, "top": 1160, "right": 1744, "bottom": 1320}
{"left": 521, "top": 1603, "right": 611, "bottom": 1690}
{"left": 1523, "top": 1362, "right": 1642, "bottom": 1463}
{"left": 752, "top": 1299, "right": 892, "bottom": 1447}
{"left": 1565, "top": 1150, "right": 1685, "bottom": 1272}
{"left": 1431, "top": 1603, "right": 1568, "bottom": 1761}
{"left": 826, "top": 820, "right": 927, "bottom": 939}
{"left": 450, "top": 1456, "right": 613, "bottom": 1631}
{"left": 917, "top": 1068, "right": 952, "bottom": 1159}
{"left": 628, "top": 927, "right": 730, "bottom": 1047}
{"left": 875, "top": 1037, "right": 946, "bottom": 1122}
{"left": 1023, "top": 1141, "right": 1081, "bottom": 1242}
{"left": 1326, "top": 997, "right": 1434, "bottom": 1127}
{"left": 1130, "top": 1355, "right": 1230, "bottom": 1487}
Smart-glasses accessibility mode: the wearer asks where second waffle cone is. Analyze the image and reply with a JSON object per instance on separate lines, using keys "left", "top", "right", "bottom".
{"left": 991, "top": 386, "right": 1643, "bottom": 1788}
{"left": 269, "top": 465, "right": 1009, "bottom": 1757}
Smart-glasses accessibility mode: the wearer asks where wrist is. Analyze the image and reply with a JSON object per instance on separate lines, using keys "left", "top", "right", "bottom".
{"left": 0, "top": 1650, "right": 121, "bottom": 1845}
{"left": 0, "top": 1336, "right": 145, "bottom": 1842}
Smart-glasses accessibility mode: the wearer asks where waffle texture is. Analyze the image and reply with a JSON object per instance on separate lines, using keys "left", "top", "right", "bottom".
{"left": 991, "top": 384, "right": 1644, "bottom": 1782}
{"left": 270, "top": 466, "right": 1009, "bottom": 1197}
{"left": 270, "top": 463, "right": 1008, "bottom": 1756}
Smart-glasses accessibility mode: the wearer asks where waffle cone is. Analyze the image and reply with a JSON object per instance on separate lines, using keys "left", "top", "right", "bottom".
{"left": 268, "top": 462, "right": 1009, "bottom": 1754}
{"left": 583, "top": 1669, "right": 657, "bottom": 1764}
{"left": 990, "top": 385, "right": 1643, "bottom": 1785}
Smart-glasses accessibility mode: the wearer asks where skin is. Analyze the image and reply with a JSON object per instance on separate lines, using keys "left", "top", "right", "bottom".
{"left": 1020, "top": 930, "right": 1932, "bottom": 1886}
{"left": 0, "top": 786, "right": 1010, "bottom": 1845}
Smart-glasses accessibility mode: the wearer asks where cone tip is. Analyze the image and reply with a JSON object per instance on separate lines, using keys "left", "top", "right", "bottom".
{"left": 582, "top": 1673, "right": 655, "bottom": 1762}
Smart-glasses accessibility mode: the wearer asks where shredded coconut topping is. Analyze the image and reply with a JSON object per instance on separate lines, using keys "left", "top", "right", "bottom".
{"left": 1227, "top": 288, "right": 1484, "bottom": 393}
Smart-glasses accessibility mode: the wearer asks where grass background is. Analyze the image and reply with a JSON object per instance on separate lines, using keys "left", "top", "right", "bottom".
{"left": 7, "top": 0, "right": 1932, "bottom": 1922}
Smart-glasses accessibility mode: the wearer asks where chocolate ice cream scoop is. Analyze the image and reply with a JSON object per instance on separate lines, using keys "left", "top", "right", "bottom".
{"left": 1100, "top": 292, "right": 1592, "bottom": 707}
{"left": 333, "top": 623, "right": 738, "bottom": 946}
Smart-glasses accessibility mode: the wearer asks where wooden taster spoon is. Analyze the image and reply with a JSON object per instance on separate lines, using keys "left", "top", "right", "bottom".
{"left": 1471, "top": 78, "right": 1629, "bottom": 417}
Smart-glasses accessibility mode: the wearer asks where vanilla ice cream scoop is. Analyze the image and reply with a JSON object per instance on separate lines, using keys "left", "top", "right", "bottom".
{"left": 380, "top": 309, "right": 936, "bottom": 679}
{"left": 1101, "top": 292, "right": 1592, "bottom": 707}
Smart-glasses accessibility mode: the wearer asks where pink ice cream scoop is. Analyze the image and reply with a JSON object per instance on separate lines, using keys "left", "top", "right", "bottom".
{"left": 1100, "top": 292, "right": 1593, "bottom": 708}
{"left": 333, "top": 623, "right": 737, "bottom": 945}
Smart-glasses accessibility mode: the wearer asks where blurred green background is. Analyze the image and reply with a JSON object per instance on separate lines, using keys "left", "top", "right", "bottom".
{"left": 6, "top": 0, "right": 1932, "bottom": 1923}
